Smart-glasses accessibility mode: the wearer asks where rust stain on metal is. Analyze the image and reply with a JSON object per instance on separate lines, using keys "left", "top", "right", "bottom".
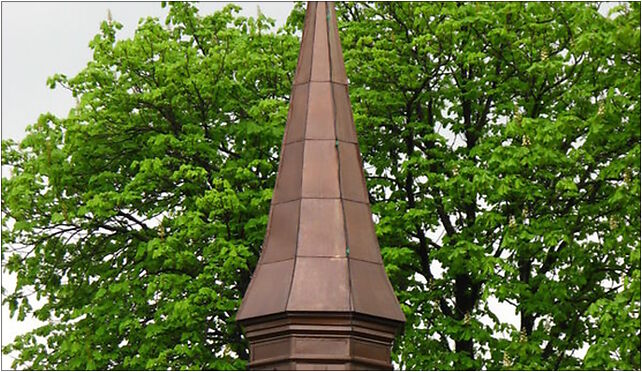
{"left": 236, "top": 2, "right": 405, "bottom": 369}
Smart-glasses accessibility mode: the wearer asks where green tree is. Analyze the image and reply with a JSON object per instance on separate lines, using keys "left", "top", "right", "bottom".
{"left": 2, "top": 3, "right": 297, "bottom": 369}
{"left": 2, "top": 2, "right": 640, "bottom": 370}
{"left": 337, "top": 2, "right": 640, "bottom": 370}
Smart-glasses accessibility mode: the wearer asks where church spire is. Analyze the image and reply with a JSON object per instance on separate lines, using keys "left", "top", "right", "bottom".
{"left": 236, "top": 2, "right": 405, "bottom": 369}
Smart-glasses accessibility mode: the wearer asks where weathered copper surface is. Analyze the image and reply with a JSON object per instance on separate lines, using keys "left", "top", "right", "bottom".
{"left": 242, "top": 313, "right": 399, "bottom": 370}
{"left": 285, "top": 84, "right": 309, "bottom": 143}
{"left": 236, "top": 1, "right": 405, "bottom": 369}
{"left": 343, "top": 201, "right": 383, "bottom": 263}
{"left": 237, "top": 260, "right": 294, "bottom": 320}
{"left": 334, "top": 84, "right": 358, "bottom": 143}
{"left": 288, "top": 258, "right": 350, "bottom": 311}
{"left": 350, "top": 260, "right": 406, "bottom": 321}
{"left": 297, "top": 199, "right": 345, "bottom": 257}
{"left": 339, "top": 142, "right": 369, "bottom": 202}
{"left": 261, "top": 200, "right": 300, "bottom": 263}
{"left": 271, "top": 141, "right": 304, "bottom": 204}
{"left": 305, "top": 83, "right": 335, "bottom": 139}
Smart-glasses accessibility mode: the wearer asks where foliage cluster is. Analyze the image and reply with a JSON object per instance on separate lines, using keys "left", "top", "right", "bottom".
{"left": 337, "top": 2, "right": 640, "bottom": 369}
{"left": 2, "top": 2, "right": 640, "bottom": 370}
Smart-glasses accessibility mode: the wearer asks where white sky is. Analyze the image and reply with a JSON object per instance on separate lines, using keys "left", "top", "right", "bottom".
{"left": 1, "top": 1, "right": 294, "bottom": 141}
{"left": 1, "top": 1, "right": 618, "bottom": 369}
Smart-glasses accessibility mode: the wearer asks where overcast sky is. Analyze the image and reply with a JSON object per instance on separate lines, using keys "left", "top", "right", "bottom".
{"left": 1, "top": 2, "right": 293, "bottom": 368}
{"left": 1, "top": 2, "right": 294, "bottom": 141}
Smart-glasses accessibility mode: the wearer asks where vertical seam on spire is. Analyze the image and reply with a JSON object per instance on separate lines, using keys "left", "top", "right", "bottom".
{"left": 307, "top": 1, "right": 317, "bottom": 84}
{"left": 327, "top": 1, "right": 354, "bottom": 313}
{"left": 285, "top": 2, "right": 316, "bottom": 311}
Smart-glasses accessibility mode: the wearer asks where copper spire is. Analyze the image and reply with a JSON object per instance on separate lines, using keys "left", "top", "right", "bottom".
{"left": 236, "top": 2, "right": 405, "bottom": 369}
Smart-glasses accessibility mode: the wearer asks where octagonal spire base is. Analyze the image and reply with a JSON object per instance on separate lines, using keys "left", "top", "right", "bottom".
{"left": 241, "top": 312, "right": 401, "bottom": 370}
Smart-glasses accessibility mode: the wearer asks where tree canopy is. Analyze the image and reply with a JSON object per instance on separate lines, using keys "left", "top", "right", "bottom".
{"left": 2, "top": 2, "right": 640, "bottom": 370}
